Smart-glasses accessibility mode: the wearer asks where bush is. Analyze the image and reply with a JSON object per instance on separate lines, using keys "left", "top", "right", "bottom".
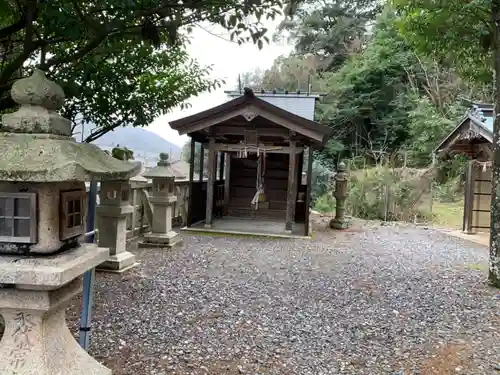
{"left": 314, "top": 192, "right": 336, "bottom": 214}
{"left": 433, "top": 176, "right": 462, "bottom": 203}
{"left": 346, "top": 165, "right": 435, "bottom": 222}
{"left": 310, "top": 160, "right": 334, "bottom": 204}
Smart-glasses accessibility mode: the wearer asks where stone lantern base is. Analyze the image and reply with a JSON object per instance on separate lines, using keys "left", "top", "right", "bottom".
{"left": 97, "top": 251, "right": 139, "bottom": 273}
{"left": 0, "top": 244, "right": 111, "bottom": 375}
{"left": 96, "top": 205, "right": 138, "bottom": 274}
{"left": 329, "top": 217, "right": 350, "bottom": 230}
{"left": 139, "top": 231, "right": 182, "bottom": 248}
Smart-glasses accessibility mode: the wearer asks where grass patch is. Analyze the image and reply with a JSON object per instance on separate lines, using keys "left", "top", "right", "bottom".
{"left": 431, "top": 200, "right": 464, "bottom": 229}
{"left": 463, "top": 263, "right": 487, "bottom": 271}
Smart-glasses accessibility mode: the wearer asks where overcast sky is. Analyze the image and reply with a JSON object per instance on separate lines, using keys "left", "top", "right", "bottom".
{"left": 147, "top": 18, "right": 293, "bottom": 148}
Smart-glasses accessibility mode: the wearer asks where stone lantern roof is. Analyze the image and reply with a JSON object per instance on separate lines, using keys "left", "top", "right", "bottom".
{"left": 0, "top": 69, "right": 140, "bottom": 182}
{"left": 143, "top": 152, "right": 186, "bottom": 179}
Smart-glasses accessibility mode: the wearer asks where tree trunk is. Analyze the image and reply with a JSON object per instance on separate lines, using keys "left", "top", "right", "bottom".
{"left": 490, "top": 0, "right": 500, "bottom": 287}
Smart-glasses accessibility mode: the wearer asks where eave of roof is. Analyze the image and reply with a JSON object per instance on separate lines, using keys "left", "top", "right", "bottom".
{"left": 169, "top": 93, "right": 333, "bottom": 146}
{"left": 433, "top": 112, "right": 493, "bottom": 155}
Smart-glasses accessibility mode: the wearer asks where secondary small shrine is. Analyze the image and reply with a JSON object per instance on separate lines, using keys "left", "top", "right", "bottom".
{"left": 0, "top": 70, "right": 139, "bottom": 374}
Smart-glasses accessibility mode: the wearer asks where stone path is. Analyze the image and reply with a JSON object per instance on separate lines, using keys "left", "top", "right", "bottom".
{"left": 67, "top": 222, "right": 500, "bottom": 375}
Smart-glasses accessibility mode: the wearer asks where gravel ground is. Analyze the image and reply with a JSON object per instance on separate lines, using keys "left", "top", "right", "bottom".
{"left": 67, "top": 220, "right": 500, "bottom": 375}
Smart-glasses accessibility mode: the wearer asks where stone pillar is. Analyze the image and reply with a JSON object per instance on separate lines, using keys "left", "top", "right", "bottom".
{"left": 96, "top": 180, "right": 138, "bottom": 273}
{"left": 205, "top": 138, "right": 216, "bottom": 228}
{"left": 330, "top": 162, "right": 350, "bottom": 229}
{"left": 285, "top": 141, "right": 297, "bottom": 232}
{"left": 0, "top": 245, "right": 111, "bottom": 374}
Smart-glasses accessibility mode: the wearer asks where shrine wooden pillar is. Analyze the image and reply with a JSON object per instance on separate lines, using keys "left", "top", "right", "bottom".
{"left": 199, "top": 144, "right": 205, "bottom": 182}
{"left": 286, "top": 140, "right": 297, "bottom": 232}
{"left": 304, "top": 146, "right": 314, "bottom": 236}
{"left": 187, "top": 138, "right": 195, "bottom": 226}
{"left": 463, "top": 159, "right": 475, "bottom": 233}
{"left": 224, "top": 153, "right": 231, "bottom": 215}
{"left": 219, "top": 152, "right": 225, "bottom": 181}
{"left": 205, "top": 138, "right": 216, "bottom": 228}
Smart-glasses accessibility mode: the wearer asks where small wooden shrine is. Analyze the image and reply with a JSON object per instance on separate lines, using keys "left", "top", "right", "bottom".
{"left": 434, "top": 103, "right": 493, "bottom": 234}
{"left": 169, "top": 88, "right": 332, "bottom": 236}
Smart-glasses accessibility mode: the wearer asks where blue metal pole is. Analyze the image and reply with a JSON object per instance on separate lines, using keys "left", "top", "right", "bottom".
{"left": 79, "top": 180, "right": 98, "bottom": 350}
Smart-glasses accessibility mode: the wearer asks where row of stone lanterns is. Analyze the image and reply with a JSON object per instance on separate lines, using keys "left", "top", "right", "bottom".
{"left": 0, "top": 70, "right": 184, "bottom": 374}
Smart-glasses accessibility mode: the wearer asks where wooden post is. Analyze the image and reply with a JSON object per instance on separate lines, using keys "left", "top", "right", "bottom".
{"left": 286, "top": 140, "right": 297, "bottom": 232}
{"left": 187, "top": 138, "right": 195, "bottom": 227}
{"left": 292, "top": 151, "right": 303, "bottom": 220}
{"left": 304, "top": 146, "right": 313, "bottom": 236}
{"left": 463, "top": 160, "right": 474, "bottom": 233}
{"left": 219, "top": 152, "right": 225, "bottom": 182}
{"left": 199, "top": 144, "right": 205, "bottom": 182}
{"left": 224, "top": 153, "right": 231, "bottom": 215}
{"left": 205, "top": 138, "right": 216, "bottom": 228}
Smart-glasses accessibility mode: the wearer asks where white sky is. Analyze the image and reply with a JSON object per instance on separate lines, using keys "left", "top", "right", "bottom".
{"left": 147, "top": 19, "right": 293, "bottom": 148}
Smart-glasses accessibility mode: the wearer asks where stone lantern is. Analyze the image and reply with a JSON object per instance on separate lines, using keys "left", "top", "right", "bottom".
{"left": 140, "top": 153, "right": 184, "bottom": 248}
{"left": 96, "top": 179, "right": 138, "bottom": 273}
{"left": 330, "top": 161, "right": 350, "bottom": 230}
{"left": 0, "top": 70, "right": 140, "bottom": 374}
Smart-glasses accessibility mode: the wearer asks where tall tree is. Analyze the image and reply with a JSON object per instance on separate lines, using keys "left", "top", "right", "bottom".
{"left": 58, "top": 40, "right": 220, "bottom": 143}
{"left": 239, "top": 54, "right": 323, "bottom": 92}
{"left": 392, "top": 0, "right": 493, "bottom": 82}
{"left": 0, "top": 0, "right": 300, "bottom": 141}
{"left": 318, "top": 10, "right": 419, "bottom": 157}
{"left": 278, "top": 0, "right": 381, "bottom": 70}
{"left": 490, "top": 0, "right": 500, "bottom": 287}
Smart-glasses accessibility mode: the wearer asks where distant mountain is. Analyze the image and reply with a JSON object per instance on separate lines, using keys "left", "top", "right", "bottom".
{"left": 75, "top": 123, "right": 181, "bottom": 167}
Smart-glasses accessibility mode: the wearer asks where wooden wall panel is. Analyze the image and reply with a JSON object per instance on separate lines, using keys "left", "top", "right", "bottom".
{"left": 472, "top": 166, "right": 491, "bottom": 232}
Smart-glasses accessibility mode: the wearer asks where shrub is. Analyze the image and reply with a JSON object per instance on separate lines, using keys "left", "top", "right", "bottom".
{"left": 311, "top": 160, "right": 334, "bottom": 204}
{"left": 346, "top": 165, "right": 435, "bottom": 222}
{"left": 314, "top": 192, "right": 336, "bottom": 214}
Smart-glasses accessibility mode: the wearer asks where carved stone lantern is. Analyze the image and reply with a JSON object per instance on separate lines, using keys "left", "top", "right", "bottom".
{"left": 330, "top": 161, "right": 350, "bottom": 230}
{"left": 96, "top": 180, "right": 138, "bottom": 273}
{"left": 140, "top": 153, "right": 184, "bottom": 248}
{"left": 0, "top": 70, "right": 140, "bottom": 374}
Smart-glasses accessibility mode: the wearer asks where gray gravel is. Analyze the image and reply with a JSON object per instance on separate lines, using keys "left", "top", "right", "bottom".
{"left": 68, "top": 222, "right": 500, "bottom": 375}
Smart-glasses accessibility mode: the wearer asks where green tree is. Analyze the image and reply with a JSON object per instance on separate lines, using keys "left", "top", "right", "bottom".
{"left": 111, "top": 145, "right": 134, "bottom": 161}
{"left": 404, "top": 93, "right": 457, "bottom": 165}
{"left": 318, "top": 10, "right": 419, "bottom": 159}
{"left": 278, "top": 0, "right": 381, "bottom": 70}
{"left": 391, "top": 0, "right": 492, "bottom": 82}
{"left": 261, "top": 55, "right": 323, "bottom": 91}
{"left": 0, "top": 0, "right": 299, "bottom": 141}
{"left": 181, "top": 141, "right": 208, "bottom": 176}
{"left": 59, "top": 41, "right": 220, "bottom": 142}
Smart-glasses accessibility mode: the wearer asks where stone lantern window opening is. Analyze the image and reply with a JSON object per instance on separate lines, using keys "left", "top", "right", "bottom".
{"left": 60, "top": 190, "right": 85, "bottom": 240}
{"left": 121, "top": 187, "right": 129, "bottom": 202}
{"left": 106, "top": 190, "right": 117, "bottom": 200}
{"left": 0, "top": 192, "right": 37, "bottom": 243}
{"left": 100, "top": 181, "right": 130, "bottom": 206}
